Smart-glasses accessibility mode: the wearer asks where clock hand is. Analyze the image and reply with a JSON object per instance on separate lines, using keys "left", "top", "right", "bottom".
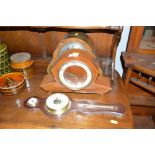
{"left": 65, "top": 72, "right": 79, "bottom": 80}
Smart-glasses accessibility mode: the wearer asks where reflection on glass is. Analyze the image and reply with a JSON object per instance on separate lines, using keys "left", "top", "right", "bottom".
{"left": 140, "top": 26, "right": 155, "bottom": 49}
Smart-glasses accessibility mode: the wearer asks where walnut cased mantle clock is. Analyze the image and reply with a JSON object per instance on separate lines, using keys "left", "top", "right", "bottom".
{"left": 40, "top": 32, "right": 112, "bottom": 94}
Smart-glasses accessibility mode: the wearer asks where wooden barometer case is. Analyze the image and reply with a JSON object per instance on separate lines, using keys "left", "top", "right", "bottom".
{"left": 40, "top": 32, "right": 112, "bottom": 94}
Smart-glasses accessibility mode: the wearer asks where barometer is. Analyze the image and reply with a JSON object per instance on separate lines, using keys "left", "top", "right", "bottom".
{"left": 24, "top": 93, "right": 125, "bottom": 117}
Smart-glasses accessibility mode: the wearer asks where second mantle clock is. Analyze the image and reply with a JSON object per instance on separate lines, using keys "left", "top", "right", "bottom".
{"left": 40, "top": 32, "right": 112, "bottom": 94}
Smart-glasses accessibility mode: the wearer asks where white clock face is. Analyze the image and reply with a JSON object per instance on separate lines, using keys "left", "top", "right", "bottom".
{"left": 59, "top": 60, "right": 92, "bottom": 90}
{"left": 59, "top": 42, "right": 86, "bottom": 56}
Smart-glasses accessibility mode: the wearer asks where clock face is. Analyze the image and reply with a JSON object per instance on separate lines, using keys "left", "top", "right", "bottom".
{"left": 59, "top": 60, "right": 92, "bottom": 90}
{"left": 59, "top": 42, "right": 86, "bottom": 56}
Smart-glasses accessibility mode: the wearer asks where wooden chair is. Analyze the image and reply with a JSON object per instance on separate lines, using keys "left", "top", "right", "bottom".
{"left": 122, "top": 52, "right": 155, "bottom": 127}
{"left": 122, "top": 52, "right": 155, "bottom": 106}
{"left": 124, "top": 66, "right": 155, "bottom": 94}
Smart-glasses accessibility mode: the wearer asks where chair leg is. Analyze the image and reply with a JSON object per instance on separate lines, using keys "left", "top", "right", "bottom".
{"left": 152, "top": 109, "right": 155, "bottom": 124}
{"left": 124, "top": 68, "right": 132, "bottom": 90}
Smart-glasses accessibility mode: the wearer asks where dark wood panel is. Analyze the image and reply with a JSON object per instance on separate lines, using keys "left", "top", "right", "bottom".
{"left": 127, "top": 81, "right": 154, "bottom": 96}
{"left": 33, "top": 58, "right": 51, "bottom": 74}
{"left": 127, "top": 26, "right": 144, "bottom": 51}
{"left": 133, "top": 115, "right": 155, "bottom": 129}
{"left": 88, "top": 32, "right": 113, "bottom": 57}
{"left": 0, "top": 29, "right": 116, "bottom": 58}
{"left": 47, "top": 31, "right": 114, "bottom": 56}
{"left": 44, "top": 32, "right": 53, "bottom": 57}
{"left": 129, "top": 95, "right": 155, "bottom": 107}
{"left": 131, "top": 105, "right": 155, "bottom": 116}
{"left": 0, "top": 30, "right": 47, "bottom": 57}
{"left": 32, "top": 26, "right": 121, "bottom": 30}
{"left": 127, "top": 26, "right": 155, "bottom": 54}
{"left": 50, "top": 31, "right": 68, "bottom": 52}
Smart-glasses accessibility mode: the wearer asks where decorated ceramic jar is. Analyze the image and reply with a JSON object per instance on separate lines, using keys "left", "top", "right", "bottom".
{"left": 0, "top": 72, "right": 26, "bottom": 95}
{"left": 10, "top": 52, "right": 34, "bottom": 79}
{"left": 0, "top": 41, "right": 12, "bottom": 76}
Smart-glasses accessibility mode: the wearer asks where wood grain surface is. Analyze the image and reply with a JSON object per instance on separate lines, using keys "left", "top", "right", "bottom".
{"left": 0, "top": 27, "right": 132, "bottom": 128}
{"left": 0, "top": 27, "right": 122, "bottom": 58}
{"left": 0, "top": 63, "right": 133, "bottom": 128}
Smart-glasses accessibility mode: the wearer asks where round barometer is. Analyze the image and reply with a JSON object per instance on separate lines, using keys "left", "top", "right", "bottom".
{"left": 45, "top": 93, "right": 71, "bottom": 116}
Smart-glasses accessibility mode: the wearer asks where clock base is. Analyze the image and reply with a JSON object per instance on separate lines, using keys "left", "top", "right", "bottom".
{"left": 40, "top": 74, "right": 112, "bottom": 94}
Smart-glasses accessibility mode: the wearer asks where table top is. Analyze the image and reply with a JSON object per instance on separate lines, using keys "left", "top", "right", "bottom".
{"left": 0, "top": 71, "right": 133, "bottom": 129}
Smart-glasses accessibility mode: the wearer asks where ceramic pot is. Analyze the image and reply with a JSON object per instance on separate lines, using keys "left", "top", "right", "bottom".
{"left": 0, "top": 72, "right": 26, "bottom": 95}
{"left": 10, "top": 53, "right": 34, "bottom": 79}
{"left": 0, "top": 41, "right": 12, "bottom": 76}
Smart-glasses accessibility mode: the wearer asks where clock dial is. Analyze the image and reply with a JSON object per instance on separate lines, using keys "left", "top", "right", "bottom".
{"left": 59, "top": 60, "right": 92, "bottom": 90}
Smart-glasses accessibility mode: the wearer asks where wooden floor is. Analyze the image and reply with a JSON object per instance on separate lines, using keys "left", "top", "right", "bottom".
{"left": 133, "top": 115, "right": 155, "bottom": 129}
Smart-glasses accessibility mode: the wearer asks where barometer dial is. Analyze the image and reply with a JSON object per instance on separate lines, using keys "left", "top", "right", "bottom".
{"left": 59, "top": 60, "right": 92, "bottom": 90}
{"left": 45, "top": 93, "right": 71, "bottom": 116}
{"left": 59, "top": 42, "right": 86, "bottom": 56}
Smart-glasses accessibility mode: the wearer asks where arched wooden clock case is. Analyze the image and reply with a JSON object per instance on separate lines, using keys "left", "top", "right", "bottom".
{"left": 40, "top": 32, "right": 112, "bottom": 94}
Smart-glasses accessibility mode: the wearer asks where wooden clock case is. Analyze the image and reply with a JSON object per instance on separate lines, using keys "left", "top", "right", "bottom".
{"left": 40, "top": 32, "right": 112, "bottom": 94}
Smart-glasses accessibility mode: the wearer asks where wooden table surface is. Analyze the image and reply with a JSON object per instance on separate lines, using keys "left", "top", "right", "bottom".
{"left": 0, "top": 72, "right": 133, "bottom": 129}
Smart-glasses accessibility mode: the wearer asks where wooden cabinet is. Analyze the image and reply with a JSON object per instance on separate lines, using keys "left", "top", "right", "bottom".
{"left": 124, "top": 26, "right": 155, "bottom": 116}
{"left": 128, "top": 26, "right": 155, "bottom": 53}
{"left": 0, "top": 26, "right": 122, "bottom": 58}
{"left": 0, "top": 27, "right": 133, "bottom": 128}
